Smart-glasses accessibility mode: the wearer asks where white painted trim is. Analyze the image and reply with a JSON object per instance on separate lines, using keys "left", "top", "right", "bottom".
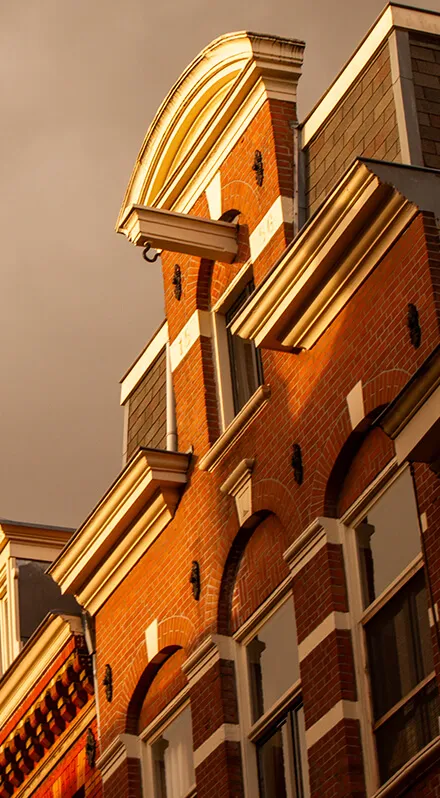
{"left": 346, "top": 380, "right": 365, "bottom": 431}
{"left": 340, "top": 458, "right": 401, "bottom": 526}
{"left": 145, "top": 618, "right": 159, "bottom": 661}
{"left": 193, "top": 723, "right": 241, "bottom": 769}
{"left": 212, "top": 260, "right": 253, "bottom": 314}
{"left": 388, "top": 29, "right": 423, "bottom": 166}
{"left": 198, "top": 384, "right": 271, "bottom": 471}
{"left": 97, "top": 733, "right": 141, "bottom": 782}
{"left": 305, "top": 700, "right": 359, "bottom": 749}
{"left": 220, "top": 458, "right": 255, "bottom": 526}
{"left": 120, "top": 322, "right": 168, "bottom": 405}
{"left": 139, "top": 690, "right": 190, "bottom": 743}
{"left": 233, "top": 577, "right": 293, "bottom": 644}
{"left": 182, "top": 633, "right": 237, "bottom": 687}
{"left": 205, "top": 172, "right": 222, "bottom": 220}
{"left": 395, "top": 383, "right": 440, "bottom": 464}
{"left": 302, "top": 7, "right": 393, "bottom": 145}
{"left": 298, "top": 611, "right": 350, "bottom": 662}
{"left": 302, "top": 4, "right": 440, "bottom": 146}
{"left": 169, "top": 310, "right": 212, "bottom": 372}
{"left": 249, "top": 195, "right": 293, "bottom": 263}
{"left": 283, "top": 517, "right": 341, "bottom": 578}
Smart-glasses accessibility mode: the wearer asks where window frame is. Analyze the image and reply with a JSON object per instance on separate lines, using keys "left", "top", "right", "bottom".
{"left": 140, "top": 688, "right": 196, "bottom": 798}
{"left": 233, "top": 581, "right": 309, "bottom": 798}
{"left": 341, "top": 460, "right": 439, "bottom": 794}
{"left": 211, "top": 260, "right": 263, "bottom": 432}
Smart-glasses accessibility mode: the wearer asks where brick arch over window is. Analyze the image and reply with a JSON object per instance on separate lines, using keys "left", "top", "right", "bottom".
{"left": 309, "top": 370, "right": 408, "bottom": 518}
{"left": 215, "top": 478, "right": 297, "bottom": 635}
{"left": 124, "top": 615, "right": 194, "bottom": 734}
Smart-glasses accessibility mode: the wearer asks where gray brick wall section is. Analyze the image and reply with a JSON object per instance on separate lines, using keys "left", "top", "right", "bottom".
{"left": 304, "top": 43, "right": 401, "bottom": 216}
{"left": 126, "top": 348, "right": 167, "bottom": 459}
{"left": 410, "top": 33, "right": 440, "bottom": 170}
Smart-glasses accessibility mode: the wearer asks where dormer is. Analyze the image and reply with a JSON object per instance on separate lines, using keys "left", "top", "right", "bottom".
{"left": 0, "top": 519, "right": 79, "bottom": 674}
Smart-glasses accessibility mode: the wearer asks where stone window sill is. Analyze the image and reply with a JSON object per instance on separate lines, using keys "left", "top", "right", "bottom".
{"left": 198, "top": 384, "right": 271, "bottom": 472}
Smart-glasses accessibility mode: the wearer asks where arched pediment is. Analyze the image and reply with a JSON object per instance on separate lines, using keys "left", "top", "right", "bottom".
{"left": 116, "top": 31, "right": 304, "bottom": 231}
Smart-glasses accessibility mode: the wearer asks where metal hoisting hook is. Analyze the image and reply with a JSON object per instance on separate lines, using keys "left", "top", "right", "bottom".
{"left": 142, "top": 242, "right": 160, "bottom": 263}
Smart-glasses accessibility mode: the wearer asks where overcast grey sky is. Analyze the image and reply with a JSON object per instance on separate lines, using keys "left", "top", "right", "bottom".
{"left": 0, "top": 0, "right": 438, "bottom": 528}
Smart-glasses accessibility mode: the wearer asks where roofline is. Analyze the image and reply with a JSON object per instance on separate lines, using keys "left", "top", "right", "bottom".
{"left": 301, "top": 2, "right": 440, "bottom": 146}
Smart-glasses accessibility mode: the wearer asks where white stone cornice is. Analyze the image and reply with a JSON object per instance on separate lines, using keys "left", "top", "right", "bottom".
{"left": 230, "top": 160, "right": 440, "bottom": 352}
{"left": 116, "top": 32, "right": 304, "bottom": 226}
{"left": 49, "top": 449, "right": 190, "bottom": 614}
{"left": 119, "top": 205, "right": 238, "bottom": 263}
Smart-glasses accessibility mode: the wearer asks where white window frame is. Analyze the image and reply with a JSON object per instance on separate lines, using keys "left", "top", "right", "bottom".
{"left": 211, "top": 260, "right": 260, "bottom": 432}
{"left": 140, "top": 686, "right": 196, "bottom": 798}
{"left": 341, "top": 460, "right": 439, "bottom": 795}
{"left": 233, "top": 577, "right": 308, "bottom": 798}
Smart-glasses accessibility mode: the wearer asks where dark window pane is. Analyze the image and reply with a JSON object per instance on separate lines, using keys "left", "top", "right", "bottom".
{"left": 375, "top": 679, "right": 440, "bottom": 783}
{"left": 366, "top": 570, "right": 433, "bottom": 721}
{"left": 357, "top": 470, "right": 421, "bottom": 608}
{"left": 226, "top": 281, "right": 263, "bottom": 414}
{"left": 258, "top": 721, "right": 288, "bottom": 798}
{"left": 247, "top": 599, "right": 300, "bottom": 722}
{"left": 17, "top": 559, "right": 80, "bottom": 644}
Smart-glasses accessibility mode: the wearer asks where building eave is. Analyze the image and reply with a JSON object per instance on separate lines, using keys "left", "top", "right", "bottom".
{"left": 49, "top": 448, "right": 190, "bottom": 615}
{"left": 230, "top": 159, "right": 440, "bottom": 352}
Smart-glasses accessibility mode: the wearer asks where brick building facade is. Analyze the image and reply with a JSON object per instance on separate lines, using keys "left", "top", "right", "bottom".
{"left": 2, "top": 3, "right": 440, "bottom": 798}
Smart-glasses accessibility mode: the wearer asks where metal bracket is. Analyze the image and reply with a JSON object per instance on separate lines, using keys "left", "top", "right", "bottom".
{"left": 142, "top": 242, "right": 160, "bottom": 263}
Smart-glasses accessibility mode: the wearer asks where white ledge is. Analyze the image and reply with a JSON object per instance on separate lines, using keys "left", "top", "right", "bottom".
{"left": 119, "top": 204, "right": 238, "bottom": 263}
{"left": 198, "top": 385, "right": 270, "bottom": 472}
{"left": 50, "top": 448, "right": 190, "bottom": 614}
{"left": 231, "top": 161, "right": 440, "bottom": 352}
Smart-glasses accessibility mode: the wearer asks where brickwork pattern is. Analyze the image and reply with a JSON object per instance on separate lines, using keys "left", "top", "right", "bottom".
{"left": 195, "top": 741, "right": 244, "bottom": 798}
{"left": 33, "top": 722, "right": 101, "bottom": 798}
{"left": 126, "top": 348, "right": 166, "bottom": 460}
{"left": 305, "top": 43, "right": 400, "bottom": 215}
{"left": 300, "top": 629, "right": 357, "bottom": 729}
{"left": 410, "top": 33, "right": 440, "bottom": 169}
{"left": 308, "top": 719, "right": 366, "bottom": 798}
{"left": 190, "top": 659, "right": 239, "bottom": 750}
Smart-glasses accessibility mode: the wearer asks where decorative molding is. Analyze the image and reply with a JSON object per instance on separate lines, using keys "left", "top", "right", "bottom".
{"left": 189, "top": 561, "right": 201, "bottom": 601}
{"left": 0, "top": 520, "right": 74, "bottom": 559}
{"left": 231, "top": 160, "right": 440, "bottom": 351}
{"left": 119, "top": 205, "right": 238, "bottom": 263}
{"left": 0, "top": 642, "right": 94, "bottom": 796}
{"left": 283, "top": 517, "right": 341, "bottom": 578}
{"left": 193, "top": 723, "right": 241, "bottom": 769}
{"left": 49, "top": 449, "right": 190, "bottom": 615}
{"left": 220, "top": 458, "right": 255, "bottom": 526}
{"left": 96, "top": 733, "right": 141, "bottom": 783}
{"left": 302, "top": 4, "right": 440, "bottom": 146}
{"left": 182, "top": 634, "right": 236, "bottom": 687}
{"left": 407, "top": 303, "right": 421, "bottom": 349}
{"left": 388, "top": 29, "right": 423, "bottom": 166}
{"left": 298, "top": 611, "right": 351, "bottom": 662}
{"left": 172, "top": 264, "right": 182, "bottom": 301}
{"left": 252, "top": 150, "right": 264, "bottom": 187}
{"left": 8, "top": 701, "right": 95, "bottom": 798}
{"left": 377, "top": 346, "right": 440, "bottom": 440}
{"left": 0, "top": 614, "right": 82, "bottom": 733}
{"left": 305, "top": 700, "right": 359, "bottom": 749}
{"left": 169, "top": 310, "right": 212, "bottom": 372}
{"left": 198, "top": 385, "right": 270, "bottom": 472}
{"left": 116, "top": 32, "right": 304, "bottom": 224}
{"left": 120, "top": 320, "right": 168, "bottom": 406}
{"left": 291, "top": 444, "right": 303, "bottom": 485}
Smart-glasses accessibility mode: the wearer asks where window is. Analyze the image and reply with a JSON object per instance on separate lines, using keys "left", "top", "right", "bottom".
{"left": 225, "top": 282, "right": 263, "bottom": 415}
{"left": 244, "top": 598, "right": 310, "bottom": 798}
{"left": 212, "top": 266, "right": 264, "bottom": 431}
{"left": 145, "top": 704, "right": 196, "bottom": 798}
{"left": 354, "top": 469, "right": 439, "bottom": 785}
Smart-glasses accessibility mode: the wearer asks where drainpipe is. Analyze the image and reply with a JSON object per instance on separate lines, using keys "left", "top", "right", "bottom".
{"left": 166, "top": 342, "right": 177, "bottom": 452}
{"left": 290, "top": 120, "right": 306, "bottom": 236}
